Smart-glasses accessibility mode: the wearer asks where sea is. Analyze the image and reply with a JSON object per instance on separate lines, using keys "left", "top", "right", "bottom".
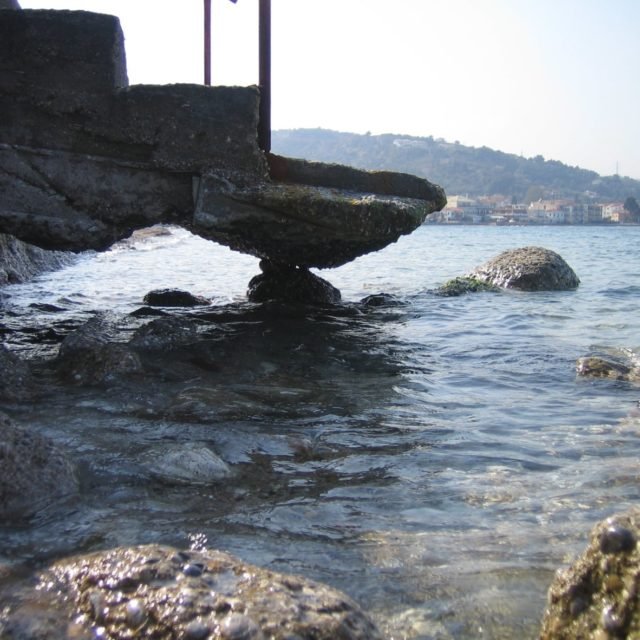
{"left": 1, "top": 223, "right": 639, "bottom": 639}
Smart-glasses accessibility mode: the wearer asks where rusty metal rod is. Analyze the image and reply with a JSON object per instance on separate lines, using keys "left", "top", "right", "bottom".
{"left": 204, "top": 0, "right": 211, "bottom": 85}
{"left": 258, "top": 0, "right": 271, "bottom": 152}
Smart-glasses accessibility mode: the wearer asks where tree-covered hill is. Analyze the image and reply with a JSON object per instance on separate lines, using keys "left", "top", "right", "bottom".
{"left": 272, "top": 128, "right": 640, "bottom": 203}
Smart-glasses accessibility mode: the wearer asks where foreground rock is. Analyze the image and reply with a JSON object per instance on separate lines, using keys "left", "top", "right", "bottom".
{"left": 540, "top": 508, "right": 640, "bottom": 639}
{"left": 0, "top": 344, "right": 34, "bottom": 400}
{"left": 0, "top": 411, "right": 77, "bottom": 519}
{"left": 0, "top": 9, "right": 445, "bottom": 273}
{"left": 469, "top": 246, "right": 580, "bottom": 291}
{"left": 1, "top": 544, "right": 384, "bottom": 639}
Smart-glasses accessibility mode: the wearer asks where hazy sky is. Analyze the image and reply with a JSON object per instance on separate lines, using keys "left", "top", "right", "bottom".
{"left": 20, "top": 0, "right": 640, "bottom": 179}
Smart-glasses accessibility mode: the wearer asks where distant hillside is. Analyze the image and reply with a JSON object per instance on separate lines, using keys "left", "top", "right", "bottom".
{"left": 272, "top": 128, "right": 640, "bottom": 203}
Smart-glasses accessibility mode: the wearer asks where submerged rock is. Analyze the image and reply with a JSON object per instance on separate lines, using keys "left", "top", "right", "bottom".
{"left": 1, "top": 544, "right": 384, "bottom": 639}
{"left": 576, "top": 355, "right": 640, "bottom": 383}
{"left": 434, "top": 276, "right": 500, "bottom": 297}
{"left": 0, "top": 344, "right": 34, "bottom": 400}
{"left": 57, "top": 314, "right": 142, "bottom": 384}
{"left": 469, "top": 246, "right": 580, "bottom": 291}
{"left": 247, "top": 260, "right": 341, "bottom": 304}
{"left": 143, "top": 288, "right": 210, "bottom": 307}
{"left": 0, "top": 411, "right": 77, "bottom": 520}
{"left": 140, "top": 442, "right": 230, "bottom": 485}
{"left": 540, "top": 507, "right": 640, "bottom": 639}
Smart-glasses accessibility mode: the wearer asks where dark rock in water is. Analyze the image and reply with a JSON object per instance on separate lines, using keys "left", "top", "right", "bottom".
{"left": 0, "top": 344, "right": 34, "bottom": 400}
{"left": 434, "top": 276, "right": 500, "bottom": 297}
{"left": 247, "top": 260, "right": 341, "bottom": 304}
{"left": 576, "top": 355, "right": 639, "bottom": 383}
{"left": 360, "top": 293, "right": 404, "bottom": 307}
{"left": 540, "top": 508, "right": 640, "bottom": 639}
{"left": 1, "top": 544, "right": 384, "bottom": 639}
{"left": 129, "top": 316, "right": 199, "bottom": 351}
{"left": 0, "top": 411, "right": 78, "bottom": 520}
{"left": 57, "top": 314, "right": 142, "bottom": 384}
{"left": 143, "top": 288, "right": 210, "bottom": 307}
{"left": 469, "top": 246, "right": 580, "bottom": 291}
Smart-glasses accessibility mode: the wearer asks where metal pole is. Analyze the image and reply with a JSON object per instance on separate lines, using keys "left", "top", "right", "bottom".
{"left": 204, "top": 0, "right": 211, "bottom": 85}
{"left": 258, "top": 0, "right": 271, "bottom": 152}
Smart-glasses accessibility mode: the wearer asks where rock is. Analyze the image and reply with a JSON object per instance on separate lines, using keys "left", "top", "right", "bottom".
{"left": 247, "top": 260, "right": 341, "bottom": 304}
{"left": 434, "top": 276, "right": 500, "bottom": 297}
{"left": 0, "top": 411, "right": 78, "bottom": 519}
{"left": 129, "top": 316, "right": 199, "bottom": 350}
{"left": 360, "top": 293, "right": 404, "bottom": 307}
{"left": 194, "top": 172, "right": 443, "bottom": 269}
{"left": 540, "top": 507, "right": 640, "bottom": 639}
{"left": 143, "top": 288, "right": 210, "bottom": 307}
{"left": 57, "top": 314, "right": 142, "bottom": 384}
{"left": 0, "top": 233, "right": 73, "bottom": 285}
{"left": 140, "top": 442, "right": 231, "bottom": 485}
{"left": 576, "top": 356, "right": 637, "bottom": 381}
{"left": 0, "top": 344, "right": 34, "bottom": 400}
{"left": 0, "top": 0, "right": 21, "bottom": 9}
{"left": 468, "top": 246, "right": 580, "bottom": 291}
{"left": 1, "top": 544, "right": 384, "bottom": 639}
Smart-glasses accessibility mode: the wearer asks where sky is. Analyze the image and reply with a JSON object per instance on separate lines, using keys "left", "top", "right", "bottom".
{"left": 19, "top": 0, "right": 640, "bottom": 180}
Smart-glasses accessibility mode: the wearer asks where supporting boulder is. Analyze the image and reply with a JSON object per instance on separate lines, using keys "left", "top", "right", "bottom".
{"left": 247, "top": 260, "right": 341, "bottom": 304}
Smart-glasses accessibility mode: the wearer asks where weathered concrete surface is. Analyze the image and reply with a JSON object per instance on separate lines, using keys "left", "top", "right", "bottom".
{"left": 469, "top": 246, "right": 580, "bottom": 291}
{"left": 540, "top": 508, "right": 640, "bottom": 639}
{"left": 0, "top": 544, "right": 385, "bottom": 639}
{"left": 0, "top": 9, "right": 445, "bottom": 273}
{"left": 0, "top": 411, "right": 78, "bottom": 519}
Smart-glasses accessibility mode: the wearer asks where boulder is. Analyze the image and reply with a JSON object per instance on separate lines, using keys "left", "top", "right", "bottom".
{"left": 0, "top": 233, "right": 72, "bottom": 284}
{"left": 57, "top": 314, "right": 142, "bottom": 384}
{"left": 1, "top": 544, "right": 384, "bottom": 639}
{"left": 247, "top": 260, "right": 341, "bottom": 304}
{"left": 540, "top": 507, "right": 640, "bottom": 639}
{"left": 469, "top": 246, "right": 580, "bottom": 291}
{"left": 0, "top": 411, "right": 78, "bottom": 519}
{"left": 143, "top": 288, "right": 210, "bottom": 307}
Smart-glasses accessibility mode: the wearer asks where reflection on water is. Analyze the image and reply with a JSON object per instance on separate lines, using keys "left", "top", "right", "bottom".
{"left": 1, "top": 225, "right": 640, "bottom": 638}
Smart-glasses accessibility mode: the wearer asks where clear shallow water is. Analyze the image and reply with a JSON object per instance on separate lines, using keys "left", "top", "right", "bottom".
{"left": 1, "top": 224, "right": 639, "bottom": 639}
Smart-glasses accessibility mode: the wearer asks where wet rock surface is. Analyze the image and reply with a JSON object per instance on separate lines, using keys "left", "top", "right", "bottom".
{"left": 468, "top": 246, "right": 580, "bottom": 291}
{"left": 247, "top": 260, "right": 341, "bottom": 304}
{"left": 576, "top": 351, "right": 640, "bottom": 383}
{"left": 0, "top": 234, "right": 73, "bottom": 285}
{"left": 0, "top": 344, "right": 34, "bottom": 400}
{"left": 540, "top": 507, "right": 640, "bottom": 639}
{"left": 0, "top": 411, "right": 77, "bottom": 520}
{"left": 0, "top": 544, "right": 384, "bottom": 639}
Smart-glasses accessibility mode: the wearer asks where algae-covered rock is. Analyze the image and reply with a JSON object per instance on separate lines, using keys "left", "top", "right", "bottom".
{"left": 540, "top": 507, "right": 640, "bottom": 639}
{"left": 576, "top": 353, "right": 640, "bottom": 383}
{"left": 469, "top": 246, "right": 579, "bottom": 291}
{"left": 434, "top": 276, "right": 500, "bottom": 297}
{"left": 0, "top": 544, "right": 384, "bottom": 639}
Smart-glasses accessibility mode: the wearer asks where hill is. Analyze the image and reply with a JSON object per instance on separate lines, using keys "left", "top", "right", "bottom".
{"left": 272, "top": 128, "right": 640, "bottom": 203}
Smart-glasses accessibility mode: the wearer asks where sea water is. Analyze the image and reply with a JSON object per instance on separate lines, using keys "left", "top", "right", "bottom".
{"left": 1, "top": 224, "right": 639, "bottom": 639}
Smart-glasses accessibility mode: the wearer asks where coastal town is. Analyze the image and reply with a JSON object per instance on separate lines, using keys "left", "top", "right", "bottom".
{"left": 427, "top": 195, "right": 638, "bottom": 225}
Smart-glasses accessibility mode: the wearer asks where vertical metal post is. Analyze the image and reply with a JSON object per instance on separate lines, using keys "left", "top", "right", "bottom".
{"left": 258, "top": 0, "right": 271, "bottom": 152}
{"left": 204, "top": 0, "right": 211, "bottom": 85}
